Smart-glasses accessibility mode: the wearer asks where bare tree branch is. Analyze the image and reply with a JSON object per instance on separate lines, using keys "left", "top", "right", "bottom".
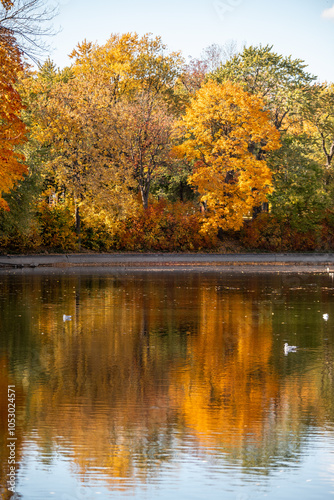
{"left": 0, "top": 0, "right": 58, "bottom": 61}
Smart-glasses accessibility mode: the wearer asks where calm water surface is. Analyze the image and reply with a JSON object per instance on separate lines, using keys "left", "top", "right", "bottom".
{"left": 0, "top": 270, "right": 334, "bottom": 499}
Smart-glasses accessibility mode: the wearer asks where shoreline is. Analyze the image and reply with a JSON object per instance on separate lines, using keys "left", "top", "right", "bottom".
{"left": 0, "top": 252, "right": 334, "bottom": 273}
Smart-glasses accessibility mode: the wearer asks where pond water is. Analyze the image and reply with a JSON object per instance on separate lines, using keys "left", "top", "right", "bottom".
{"left": 0, "top": 270, "right": 334, "bottom": 500}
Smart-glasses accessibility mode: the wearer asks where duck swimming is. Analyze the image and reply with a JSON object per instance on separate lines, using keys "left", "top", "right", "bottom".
{"left": 284, "top": 343, "right": 297, "bottom": 355}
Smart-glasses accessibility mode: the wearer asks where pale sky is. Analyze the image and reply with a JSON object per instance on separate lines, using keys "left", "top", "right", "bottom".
{"left": 46, "top": 0, "right": 334, "bottom": 82}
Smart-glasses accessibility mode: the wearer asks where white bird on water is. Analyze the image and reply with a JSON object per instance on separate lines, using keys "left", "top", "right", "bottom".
{"left": 63, "top": 314, "right": 72, "bottom": 322}
{"left": 323, "top": 313, "right": 329, "bottom": 321}
{"left": 284, "top": 343, "right": 297, "bottom": 355}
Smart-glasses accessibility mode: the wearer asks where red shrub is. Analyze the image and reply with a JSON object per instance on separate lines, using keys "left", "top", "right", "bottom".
{"left": 241, "top": 213, "right": 318, "bottom": 251}
{"left": 117, "top": 200, "right": 217, "bottom": 251}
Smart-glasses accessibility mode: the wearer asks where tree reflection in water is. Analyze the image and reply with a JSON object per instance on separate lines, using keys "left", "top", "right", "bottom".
{"left": 0, "top": 271, "right": 333, "bottom": 494}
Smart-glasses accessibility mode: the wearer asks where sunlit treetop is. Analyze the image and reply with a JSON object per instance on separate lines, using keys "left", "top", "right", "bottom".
{"left": 211, "top": 44, "right": 316, "bottom": 130}
{"left": 69, "top": 32, "right": 184, "bottom": 109}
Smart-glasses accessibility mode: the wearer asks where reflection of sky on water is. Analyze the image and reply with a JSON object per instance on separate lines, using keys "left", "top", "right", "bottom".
{"left": 16, "top": 431, "right": 334, "bottom": 499}
{"left": 1, "top": 271, "right": 334, "bottom": 499}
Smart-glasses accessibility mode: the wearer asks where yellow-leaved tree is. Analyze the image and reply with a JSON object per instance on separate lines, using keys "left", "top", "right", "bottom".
{"left": 26, "top": 33, "right": 183, "bottom": 228}
{"left": 69, "top": 33, "right": 183, "bottom": 109}
{"left": 25, "top": 67, "right": 139, "bottom": 241}
{"left": 176, "top": 80, "right": 281, "bottom": 232}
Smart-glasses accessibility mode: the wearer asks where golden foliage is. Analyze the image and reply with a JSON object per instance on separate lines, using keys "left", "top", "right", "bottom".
{"left": 69, "top": 32, "right": 184, "bottom": 109}
{"left": 175, "top": 80, "right": 281, "bottom": 232}
{"left": 21, "top": 32, "right": 183, "bottom": 218}
{"left": 27, "top": 71, "right": 139, "bottom": 219}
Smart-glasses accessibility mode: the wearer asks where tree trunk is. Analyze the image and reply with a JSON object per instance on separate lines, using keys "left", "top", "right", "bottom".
{"left": 75, "top": 204, "right": 81, "bottom": 251}
{"left": 140, "top": 186, "right": 149, "bottom": 209}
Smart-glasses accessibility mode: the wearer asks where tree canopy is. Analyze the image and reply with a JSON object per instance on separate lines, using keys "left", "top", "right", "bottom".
{"left": 175, "top": 80, "right": 281, "bottom": 232}
{"left": 1, "top": 33, "right": 334, "bottom": 253}
{"left": 211, "top": 44, "right": 315, "bottom": 131}
{"left": 0, "top": 28, "right": 27, "bottom": 210}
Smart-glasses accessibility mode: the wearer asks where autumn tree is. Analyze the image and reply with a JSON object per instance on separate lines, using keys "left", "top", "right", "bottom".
{"left": 1, "top": 60, "right": 75, "bottom": 246}
{"left": 0, "top": 0, "right": 56, "bottom": 218}
{"left": 30, "top": 33, "right": 182, "bottom": 217}
{"left": 300, "top": 83, "right": 334, "bottom": 178}
{"left": 172, "top": 42, "right": 240, "bottom": 202}
{"left": 15, "top": 33, "right": 183, "bottom": 253}
{"left": 211, "top": 44, "right": 315, "bottom": 131}
{"left": 0, "top": 27, "right": 27, "bottom": 210}
{"left": 27, "top": 66, "right": 138, "bottom": 242}
{"left": 109, "top": 92, "right": 175, "bottom": 209}
{"left": 210, "top": 44, "right": 321, "bottom": 221}
{"left": 70, "top": 33, "right": 184, "bottom": 111}
{"left": 175, "top": 80, "right": 281, "bottom": 233}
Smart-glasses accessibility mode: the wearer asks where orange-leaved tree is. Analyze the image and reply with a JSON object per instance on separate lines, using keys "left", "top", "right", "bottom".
{"left": 109, "top": 92, "right": 175, "bottom": 209}
{"left": 70, "top": 33, "right": 183, "bottom": 210}
{"left": 0, "top": 24, "right": 27, "bottom": 210}
{"left": 175, "top": 80, "right": 281, "bottom": 232}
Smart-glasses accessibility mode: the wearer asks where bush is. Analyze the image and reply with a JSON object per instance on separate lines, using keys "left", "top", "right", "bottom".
{"left": 0, "top": 226, "right": 42, "bottom": 253}
{"left": 0, "top": 175, "right": 43, "bottom": 253}
{"left": 37, "top": 202, "right": 78, "bottom": 252}
{"left": 116, "top": 200, "right": 218, "bottom": 251}
{"left": 241, "top": 213, "right": 318, "bottom": 251}
{"left": 81, "top": 220, "right": 117, "bottom": 251}
{"left": 319, "top": 210, "right": 334, "bottom": 251}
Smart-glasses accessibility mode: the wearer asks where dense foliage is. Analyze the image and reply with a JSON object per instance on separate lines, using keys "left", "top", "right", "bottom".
{"left": 1, "top": 26, "right": 334, "bottom": 252}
